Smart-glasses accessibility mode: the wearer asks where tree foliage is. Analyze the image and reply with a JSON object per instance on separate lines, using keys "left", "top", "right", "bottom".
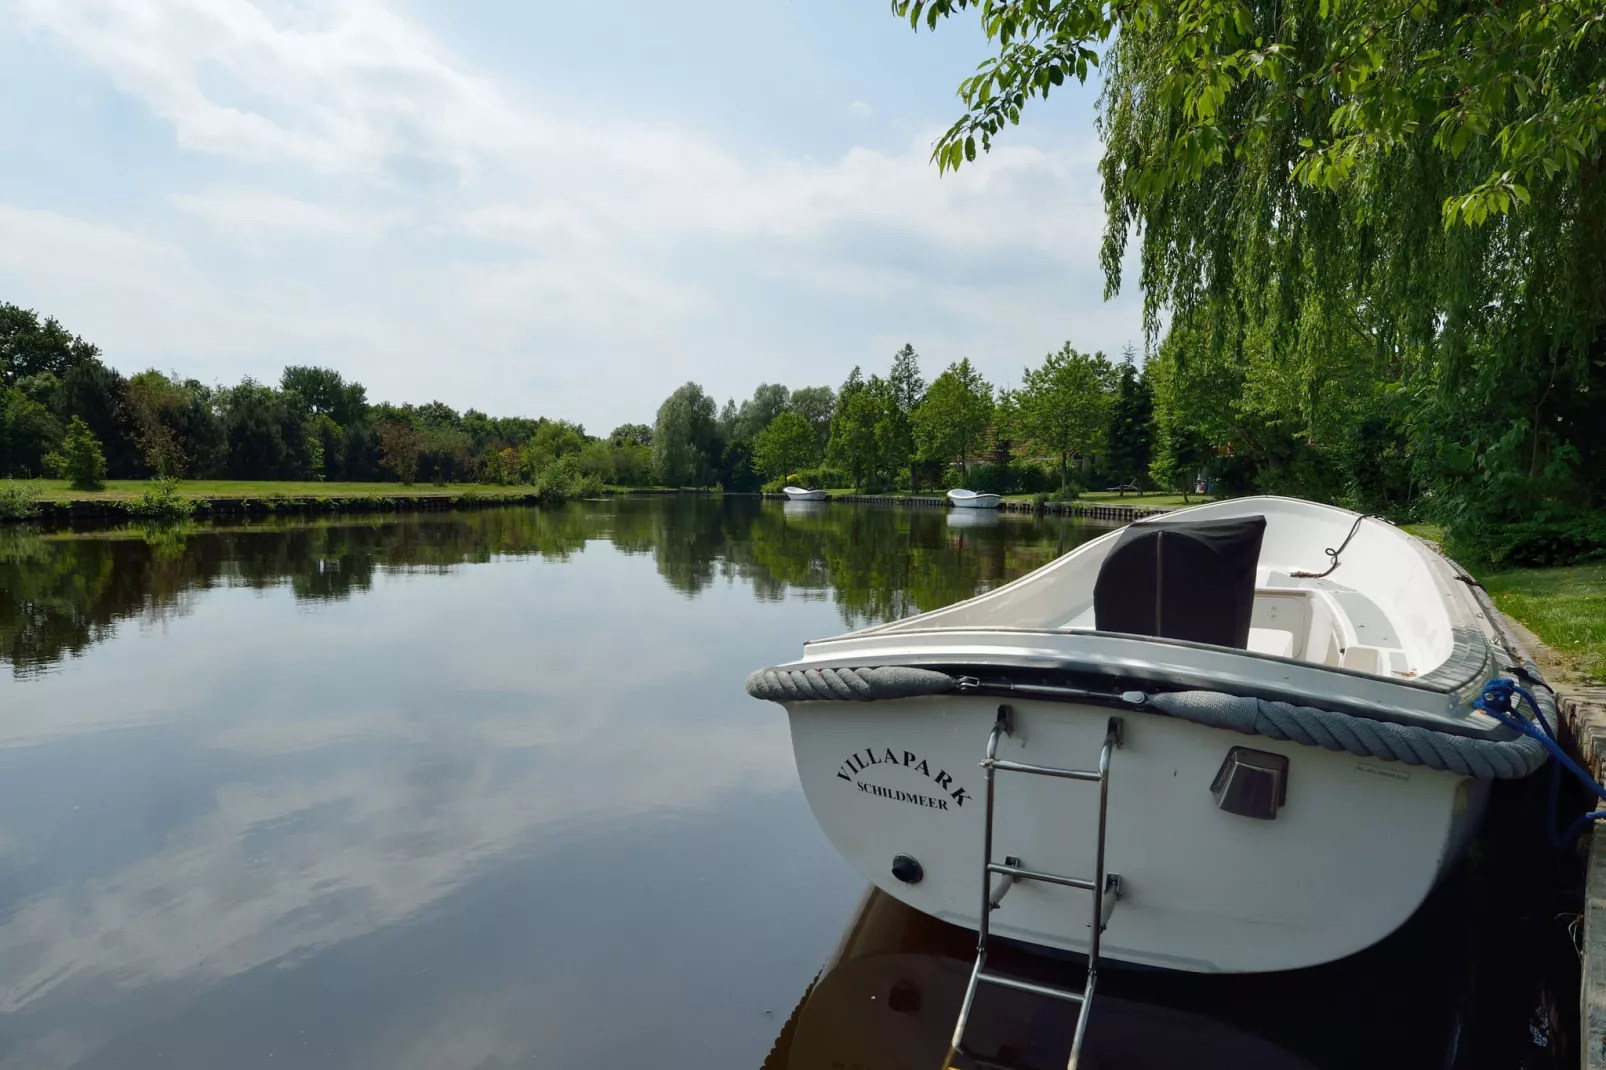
{"left": 1105, "top": 349, "right": 1154, "bottom": 488}
{"left": 913, "top": 358, "right": 993, "bottom": 480}
{"left": 1013, "top": 343, "right": 1113, "bottom": 493}
{"left": 754, "top": 411, "right": 821, "bottom": 479}
{"left": 47, "top": 416, "right": 107, "bottom": 491}
{"left": 653, "top": 382, "right": 720, "bottom": 486}
{"left": 897, "top": 0, "right": 1606, "bottom": 546}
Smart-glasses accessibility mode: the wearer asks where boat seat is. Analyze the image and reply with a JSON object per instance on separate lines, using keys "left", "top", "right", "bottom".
{"left": 1093, "top": 516, "right": 1267, "bottom": 649}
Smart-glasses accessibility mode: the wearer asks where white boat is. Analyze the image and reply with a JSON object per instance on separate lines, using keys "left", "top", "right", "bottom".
{"left": 784, "top": 486, "right": 829, "bottom": 502}
{"left": 947, "top": 488, "right": 1002, "bottom": 509}
{"left": 747, "top": 497, "right": 1549, "bottom": 1045}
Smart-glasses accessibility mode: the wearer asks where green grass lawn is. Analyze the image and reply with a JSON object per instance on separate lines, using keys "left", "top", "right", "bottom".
{"left": 1480, "top": 562, "right": 1606, "bottom": 681}
{"left": 28, "top": 480, "right": 537, "bottom": 502}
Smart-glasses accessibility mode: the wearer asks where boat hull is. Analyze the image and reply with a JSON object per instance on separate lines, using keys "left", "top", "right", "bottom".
{"left": 784, "top": 487, "right": 829, "bottom": 502}
{"left": 785, "top": 693, "right": 1486, "bottom": 974}
{"left": 947, "top": 490, "right": 1002, "bottom": 509}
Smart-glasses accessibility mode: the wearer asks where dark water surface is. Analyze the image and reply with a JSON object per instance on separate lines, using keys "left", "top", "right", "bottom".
{"left": 0, "top": 498, "right": 1577, "bottom": 1069}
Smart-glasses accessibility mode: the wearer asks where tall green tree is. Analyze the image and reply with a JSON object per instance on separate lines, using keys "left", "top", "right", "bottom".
{"left": 1014, "top": 344, "right": 1113, "bottom": 494}
{"left": 281, "top": 366, "right": 368, "bottom": 427}
{"left": 753, "top": 411, "right": 821, "bottom": 480}
{"left": 827, "top": 370, "right": 901, "bottom": 491}
{"left": 0, "top": 305, "right": 101, "bottom": 385}
{"left": 887, "top": 344, "right": 925, "bottom": 491}
{"left": 1105, "top": 348, "right": 1154, "bottom": 491}
{"left": 728, "top": 383, "right": 793, "bottom": 445}
{"left": 653, "top": 382, "right": 720, "bottom": 486}
{"left": 913, "top": 358, "right": 993, "bottom": 482}
{"left": 789, "top": 386, "right": 836, "bottom": 456}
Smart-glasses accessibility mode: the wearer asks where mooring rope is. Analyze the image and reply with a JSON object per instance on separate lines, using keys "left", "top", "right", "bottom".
{"left": 745, "top": 664, "right": 1550, "bottom": 780}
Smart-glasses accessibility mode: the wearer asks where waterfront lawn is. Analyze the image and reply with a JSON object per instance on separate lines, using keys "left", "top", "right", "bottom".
{"left": 1481, "top": 562, "right": 1606, "bottom": 680}
{"left": 29, "top": 480, "right": 535, "bottom": 502}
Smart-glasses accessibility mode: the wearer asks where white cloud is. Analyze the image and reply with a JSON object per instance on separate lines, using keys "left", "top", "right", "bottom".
{"left": 4, "top": 0, "right": 1142, "bottom": 426}
{"left": 848, "top": 99, "right": 872, "bottom": 117}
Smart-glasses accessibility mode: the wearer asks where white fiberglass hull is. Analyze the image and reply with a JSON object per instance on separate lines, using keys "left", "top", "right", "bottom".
{"left": 759, "top": 497, "right": 1531, "bottom": 974}
{"left": 784, "top": 487, "right": 829, "bottom": 502}
{"left": 786, "top": 692, "right": 1486, "bottom": 973}
{"left": 947, "top": 490, "right": 1002, "bottom": 509}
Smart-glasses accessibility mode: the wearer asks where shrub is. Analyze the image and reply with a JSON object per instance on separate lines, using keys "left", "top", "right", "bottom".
{"left": 533, "top": 455, "right": 604, "bottom": 504}
{"left": 791, "top": 466, "right": 849, "bottom": 490}
{"left": 126, "top": 477, "right": 197, "bottom": 521}
{"left": 45, "top": 416, "right": 108, "bottom": 491}
{"left": 1456, "top": 512, "right": 1606, "bottom": 568}
{"left": 0, "top": 479, "right": 39, "bottom": 519}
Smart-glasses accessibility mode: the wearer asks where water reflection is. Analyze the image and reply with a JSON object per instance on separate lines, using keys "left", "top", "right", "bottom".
{"left": 771, "top": 842, "right": 1567, "bottom": 1070}
{"left": 0, "top": 498, "right": 1108, "bottom": 1070}
{"left": 0, "top": 499, "right": 1571, "bottom": 1069}
{"left": 0, "top": 498, "right": 1109, "bottom": 677}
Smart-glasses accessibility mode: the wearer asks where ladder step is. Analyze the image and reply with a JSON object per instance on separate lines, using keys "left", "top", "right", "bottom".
{"left": 976, "top": 969, "right": 1086, "bottom": 1004}
{"left": 984, "top": 757, "right": 1102, "bottom": 782}
{"left": 986, "top": 861, "right": 1095, "bottom": 891}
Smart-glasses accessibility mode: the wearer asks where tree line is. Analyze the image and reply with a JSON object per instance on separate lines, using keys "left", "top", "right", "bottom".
{"left": 0, "top": 303, "right": 655, "bottom": 496}
{"left": 3, "top": 302, "right": 1155, "bottom": 499}
{"left": 654, "top": 343, "right": 1156, "bottom": 497}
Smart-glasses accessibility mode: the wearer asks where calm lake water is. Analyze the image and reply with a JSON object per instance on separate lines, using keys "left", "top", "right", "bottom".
{"left": 0, "top": 497, "right": 1577, "bottom": 1069}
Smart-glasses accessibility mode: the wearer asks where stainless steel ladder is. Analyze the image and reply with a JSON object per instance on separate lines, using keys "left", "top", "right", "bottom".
{"left": 948, "top": 705, "right": 1123, "bottom": 1070}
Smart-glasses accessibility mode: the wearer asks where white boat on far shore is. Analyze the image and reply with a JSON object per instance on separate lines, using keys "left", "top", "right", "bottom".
{"left": 947, "top": 489, "right": 1002, "bottom": 509}
{"left": 784, "top": 487, "right": 829, "bottom": 502}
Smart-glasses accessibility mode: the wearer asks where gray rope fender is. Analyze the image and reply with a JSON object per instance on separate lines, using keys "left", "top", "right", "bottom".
{"left": 745, "top": 664, "right": 1552, "bottom": 780}
{"left": 745, "top": 665, "right": 956, "bottom": 703}
{"left": 1141, "top": 690, "right": 1549, "bottom": 779}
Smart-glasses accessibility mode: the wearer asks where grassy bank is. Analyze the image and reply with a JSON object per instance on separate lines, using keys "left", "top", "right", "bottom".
{"left": 1481, "top": 563, "right": 1606, "bottom": 681}
{"left": 28, "top": 480, "right": 537, "bottom": 502}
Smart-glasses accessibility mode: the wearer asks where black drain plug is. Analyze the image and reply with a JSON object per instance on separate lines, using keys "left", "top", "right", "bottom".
{"left": 890, "top": 854, "right": 924, "bottom": 884}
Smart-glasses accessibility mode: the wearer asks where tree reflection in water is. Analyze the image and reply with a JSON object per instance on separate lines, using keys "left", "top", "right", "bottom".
{"left": 0, "top": 498, "right": 1114, "bottom": 676}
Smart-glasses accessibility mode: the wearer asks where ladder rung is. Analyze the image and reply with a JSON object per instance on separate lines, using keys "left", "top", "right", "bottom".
{"left": 976, "top": 969, "right": 1086, "bottom": 1003}
{"left": 984, "top": 757, "right": 1102, "bottom": 782}
{"left": 986, "top": 861, "right": 1095, "bottom": 891}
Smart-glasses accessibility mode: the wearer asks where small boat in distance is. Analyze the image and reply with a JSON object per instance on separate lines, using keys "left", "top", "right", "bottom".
{"left": 783, "top": 486, "right": 829, "bottom": 502}
{"left": 947, "top": 488, "right": 1002, "bottom": 509}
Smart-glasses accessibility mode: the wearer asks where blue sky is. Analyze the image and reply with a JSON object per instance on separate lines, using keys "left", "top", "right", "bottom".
{"left": 0, "top": 0, "right": 1142, "bottom": 432}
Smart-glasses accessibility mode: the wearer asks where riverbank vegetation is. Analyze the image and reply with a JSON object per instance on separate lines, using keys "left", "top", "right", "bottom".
{"left": 893, "top": 0, "right": 1606, "bottom": 570}
{"left": 1482, "top": 565, "right": 1606, "bottom": 681}
{"left": 2, "top": 303, "right": 1161, "bottom": 512}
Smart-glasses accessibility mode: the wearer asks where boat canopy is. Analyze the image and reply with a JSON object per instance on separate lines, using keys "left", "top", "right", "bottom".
{"left": 1093, "top": 515, "right": 1266, "bottom": 649}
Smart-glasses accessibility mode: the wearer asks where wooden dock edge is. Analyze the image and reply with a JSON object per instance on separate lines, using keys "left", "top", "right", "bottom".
{"left": 1414, "top": 541, "right": 1604, "bottom": 1067}
{"left": 1481, "top": 609, "right": 1606, "bottom": 1070}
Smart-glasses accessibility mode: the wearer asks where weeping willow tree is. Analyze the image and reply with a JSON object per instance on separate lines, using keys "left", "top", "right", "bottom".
{"left": 896, "top": 0, "right": 1606, "bottom": 559}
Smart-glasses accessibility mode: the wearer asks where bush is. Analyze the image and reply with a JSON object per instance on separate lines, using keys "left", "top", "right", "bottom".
{"left": 0, "top": 479, "right": 39, "bottom": 519}
{"left": 789, "top": 467, "right": 848, "bottom": 490}
{"left": 533, "top": 455, "right": 604, "bottom": 504}
{"left": 1009, "top": 461, "right": 1056, "bottom": 495}
{"left": 1457, "top": 512, "right": 1606, "bottom": 568}
{"left": 126, "top": 477, "right": 197, "bottom": 521}
{"left": 45, "top": 416, "right": 107, "bottom": 491}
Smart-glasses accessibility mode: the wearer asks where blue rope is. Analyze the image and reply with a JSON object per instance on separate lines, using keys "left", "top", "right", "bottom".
{"left": 1474, "top": 677, "right": 1606, "bottom": 846}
